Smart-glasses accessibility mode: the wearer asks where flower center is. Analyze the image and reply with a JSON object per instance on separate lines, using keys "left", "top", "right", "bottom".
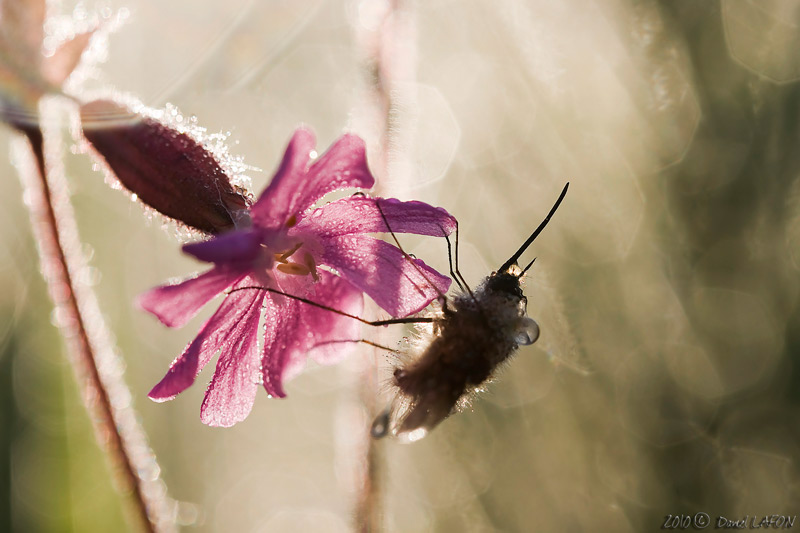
{"left": 273, "top": 241, "right": 319, "bottom": 281}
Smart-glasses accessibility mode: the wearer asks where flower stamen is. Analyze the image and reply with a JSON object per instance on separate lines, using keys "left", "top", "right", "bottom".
{"left": 275, "top": 242, "right": 303, "bottom": 263}
{"left": 276, "top": 262, "right": 311, "bottom": 276}
{"left": 304, "top": 252, "right": 319, "bottom": 282}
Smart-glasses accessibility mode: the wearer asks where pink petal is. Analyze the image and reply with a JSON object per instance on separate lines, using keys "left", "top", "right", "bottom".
{"left": 199, "top": 289, "right": 265, "bottom": 427}
{"left": 138, "top": 266, "right": 242, "bottom": 328}
{"left": 321, "top": 235, "right": 451, "bottom": 317}
{"left": 182, "top": 229, "right": 263, "bottom": 264}
{"left": 258, "top": 273, "right": 364, "bottom": 396}
{"left": 299, "top": 134, "right": 375, "bottom": 210}
{"left": 41, "top": 30, "right": 94, "bottom": 86}
{"left": 302, "top": 273, "right": 364, "bottom": 365}
{"left": 148, "top": 287, "right": 265, "bottom": 402}
{"left": 296, "top": 196, "right": 456, "bottom": 238}
{"left": 260, "top": 296, "right": 300, "bottom": 398}
{"left": 251, "top": 128, "right": 316, "bottom": 225}
{"left": 252, "top": 129, "right": 375, "bottom": 226}
{"left": 283, "top": 272, "right": 364, "bottom": 381}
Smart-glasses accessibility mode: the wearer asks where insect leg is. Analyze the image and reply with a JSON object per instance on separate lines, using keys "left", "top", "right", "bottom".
{"left": 439, "top": 220, "right": 478, "bottom": 304}
{"left": 374, "top": 200, "right": 450, "bottom": 307}
{"left": 442, "top": 230, "right": 465, "bottom": 292}
{"left": 452, "top": 221, "right": 475, "bottom": 297}
{"left": 310, "top": 337, "right": 399, "bottom": 353}
{"left": 228, "top": 286, "right": 435, "bottom": 327}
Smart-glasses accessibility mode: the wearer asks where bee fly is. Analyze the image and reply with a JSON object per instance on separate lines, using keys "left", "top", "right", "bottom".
{"left": 371, "top": 183, "right": 569, "bottom": 440}
{"left": 231, "top": 183, "right": 568, "bottom": 440}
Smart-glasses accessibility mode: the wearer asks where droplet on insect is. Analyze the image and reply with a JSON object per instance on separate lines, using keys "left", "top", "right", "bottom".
{"left": 514, "top": 317, "right": 540, "bottom": 345}
{"left": 376, "top": 184, "right": 569, "bottom": 439}
{"left": 400, "top": 427, "right": 428, "bottom": 443}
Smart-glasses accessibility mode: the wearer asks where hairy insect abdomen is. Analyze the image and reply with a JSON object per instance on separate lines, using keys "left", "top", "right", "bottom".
{"left": 392, "top": 289, "right": 523, "bottom": 433}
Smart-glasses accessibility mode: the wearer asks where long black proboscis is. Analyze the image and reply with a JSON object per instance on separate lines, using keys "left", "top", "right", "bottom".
{"left": 498, "top": 182, "right": 569, "bottom": 274}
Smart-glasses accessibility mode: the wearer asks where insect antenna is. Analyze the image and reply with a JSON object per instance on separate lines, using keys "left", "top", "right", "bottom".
{"left": 497, "top": 183, "right": 569, "bottom": 274}
{"left": 519, "top": 257, "right": 537, "bottom": 277}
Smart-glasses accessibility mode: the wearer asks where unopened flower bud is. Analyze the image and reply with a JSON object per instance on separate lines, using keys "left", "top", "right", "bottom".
{"left": 80, "top": 99, "right": 249, "bottom": 234}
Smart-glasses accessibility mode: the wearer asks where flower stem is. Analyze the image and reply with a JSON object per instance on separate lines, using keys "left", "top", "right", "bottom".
{"left": 15, "top": 120, "right": 173, "bottom": 532}
{"left": 354, "top": 365, "right": 382, "bottom": 533}
{"left": 351, "top": 0, "right": 417, "bottom": 529}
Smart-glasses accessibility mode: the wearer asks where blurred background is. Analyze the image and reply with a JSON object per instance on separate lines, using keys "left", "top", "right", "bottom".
{"left": 2, "top": 0, "right": 800, "bottom": 531}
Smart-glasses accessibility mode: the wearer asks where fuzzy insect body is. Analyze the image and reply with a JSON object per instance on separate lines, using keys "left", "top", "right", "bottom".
{"left": 390, "top": 271, "right": 539, "bottom": 435}
{"left": 374, "top": 183, "right": 569, "bottom": 439}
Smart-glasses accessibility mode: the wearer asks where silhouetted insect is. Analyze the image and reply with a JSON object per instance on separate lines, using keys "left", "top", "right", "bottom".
{"left": 233, "top": 183, "right": 569, "bottom": 440}
{"left": 370, "top": 183, "right": 569, "bottom": 439}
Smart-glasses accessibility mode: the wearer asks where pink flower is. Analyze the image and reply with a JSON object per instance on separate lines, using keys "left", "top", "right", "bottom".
{"left": 140, "top": 127, "right": 456, "bottom": 426}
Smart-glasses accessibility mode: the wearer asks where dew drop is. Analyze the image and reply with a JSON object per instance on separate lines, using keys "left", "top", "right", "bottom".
{"left": 370, "top": 409, "right": 391, "bottom": 439}
{"left": 514, "top": 317, "right": 540, "bottom": 346}
{"left": 73, "top": 3, "right": 87, "bottom": 20}
{"left": 401, "top": 427, "right": 428, "bottom": 443}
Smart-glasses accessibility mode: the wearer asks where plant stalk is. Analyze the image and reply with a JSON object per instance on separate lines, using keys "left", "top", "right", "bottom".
{"left": 15, "top": 119, "right": 173, "bottom": 532}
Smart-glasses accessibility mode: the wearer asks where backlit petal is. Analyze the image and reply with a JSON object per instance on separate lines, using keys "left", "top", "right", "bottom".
{"left": 41, "top": 30, "right": 94, "bottom": 86}
{"left": 148, "top": 286, "right": 265, "bottom": 402}
{"left": 250, "top": 127, "right": 316, "bottom": 225}
{"left": 296, "top": 196, "right": 456, "bottom": 238}
{"left": 182, "top": 229, "right": 263, "bottom": 264}
{"left": 138, "top": 266, "right": 242, "bottom": 328}
{"left": 258, "top": 273, "right": 364, "bottom": 396}
{"left": 321, "top": 235, "right": 451, "bottom": 317}
{"left": 252, "top": 129, "right": 375, "bottom": 226}
{"left": 199, "top": 289, "right": 265, "bottom": 427}
{"left": 282, "top": 272, "right": 364, "bottom": 381}
{"left": 260, "top": 295, "right": 299, "bottom": 398}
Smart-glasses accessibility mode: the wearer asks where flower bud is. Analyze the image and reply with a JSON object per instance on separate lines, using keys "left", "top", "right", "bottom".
{"left": 80, "top": 99, "right": 249, "bottom": 234}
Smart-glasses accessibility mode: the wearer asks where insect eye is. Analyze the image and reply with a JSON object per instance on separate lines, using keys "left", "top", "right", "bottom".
{"left": 514, "top": 317, "right": 540, "bottom": 345}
